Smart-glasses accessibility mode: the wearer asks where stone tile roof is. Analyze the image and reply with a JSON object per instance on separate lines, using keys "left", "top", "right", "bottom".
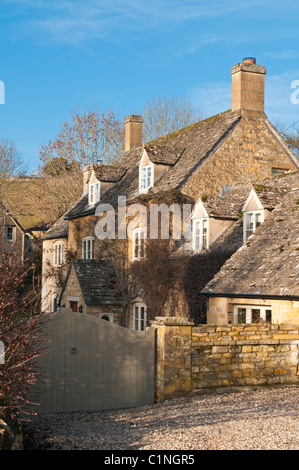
{"left": 64, "top": 110, "right": 242, "bottom": 219}
{"left": 72, "top": 259, "right": 123, "bottom": 306}
{"left": 92, "top": 165, "right": 126, "bottom": 183}
{"left": 151, "top": 110, "right": 241, "bottom": 192}
{"left": 41, "top": 214, "right": 69, "bottom": 240}
{"left": 202, "top": 172, "right": 299, "bottom": 297}
{"left": 0, "top": 200, "right": 25, "bottom": 233}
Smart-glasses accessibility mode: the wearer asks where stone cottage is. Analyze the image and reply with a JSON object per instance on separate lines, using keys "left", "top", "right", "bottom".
{"left": 0, "top": 199, "right": 39, "bottom": 264}
{"left": 201, "top": 171, "right": 299, "bottom": 325}
{"left": 41, "top": 57, "right": 299, "bottom": 328}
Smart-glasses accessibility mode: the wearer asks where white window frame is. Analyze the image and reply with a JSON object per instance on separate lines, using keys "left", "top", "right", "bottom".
{"left": 139, "top": 164, "right": 154, "bottom": 193}
{"left": 53, "top": 241, "right": 64, "bottom": 267}
{"left": 89, "top": 181, "right": 100, "bottom": 205}
{"left": 243, "top": 210, "right": 264, "bottom": 242}
{"left": 233, "top": 305, "right": 272, "bottom": 324}
{"left": 5, "top": 226, "right": 15, "bottom": 243}
{"left": 132, "top": 227, "right": 146, "bottom": 260}
{"left": 133, "top": 303, "right": 147, "bottom": 331}
{"left": 82, "top": 236, "right": 94, "bottom": 260}
{"left": 192, "top": 218, "right": 209, "bottom": 251}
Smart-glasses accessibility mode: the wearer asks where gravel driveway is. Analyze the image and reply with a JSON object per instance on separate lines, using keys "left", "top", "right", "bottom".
{"left": 23, "top": 385, "right": 299, "bottom": 451}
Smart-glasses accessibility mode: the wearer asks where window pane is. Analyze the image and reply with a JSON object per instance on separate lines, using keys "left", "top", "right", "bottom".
{"left": 266, "top": 309, "right": 272, "bottom": 323}
{"left": 134, "top": 232, "right": 139, "bottom": 258}
{"left": 202, "top": 220, "right": 208, "bottom": 249}
{"left": 6, "top": 227, "right": 13, "bottom": 241}
{"left": 194, "top": 221, "right": 200, "bottom": 250}
{"left": 140, "top": 233, "right": 145, "bottom": 258}
{"left": 141, "top": 168, "right": 146, "bottom": 189}
{"left": 237, "top": 308, "right": 246, "bottom": 324}
{"left": 90, "top": 185, "right": 94, "bottom": 203}
{"left": 246, "top": 213, "right": 254, "bottom": 238}
{"left": 255, "top": 212, "right": 261, "bottom": 228}
{"left": 134, "top": 306, "right": 139, "bottom": 330}
{"left": 251, "top": 309, "right": 260, "bottom": 323}
{"left": 54, "top": 245, "right": 58, "bottom": 265}
{"left": 147, "top": 167, "right": 151, "bottom": 188}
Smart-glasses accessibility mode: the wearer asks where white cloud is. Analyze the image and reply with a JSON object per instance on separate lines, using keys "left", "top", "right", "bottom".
{"left": 265, "top": 50, "right": 299, "bottom": 60}
{"left": 6, "top": 0, "right": 271, "bottom": 46}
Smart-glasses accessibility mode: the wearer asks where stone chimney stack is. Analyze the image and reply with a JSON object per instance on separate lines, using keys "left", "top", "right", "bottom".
{"left": 124, "top": 115, "right": 143, "bottom": 152}
{"left": 231, "top": 57, "right": 266, "bottom": 113}
{"left": 82, "top": 165, "right": 92, "bottom": 193}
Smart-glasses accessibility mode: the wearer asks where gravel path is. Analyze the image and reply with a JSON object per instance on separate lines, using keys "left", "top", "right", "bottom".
{"left": 23, "top": 386, "right": 299, "bottom": 451}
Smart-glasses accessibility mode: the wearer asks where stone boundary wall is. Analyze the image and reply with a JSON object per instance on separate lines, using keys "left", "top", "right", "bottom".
{"left": 152, "top": 318, "right": 299, "bottom": 402}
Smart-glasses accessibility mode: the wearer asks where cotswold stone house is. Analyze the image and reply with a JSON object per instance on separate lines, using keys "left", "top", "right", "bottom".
{"left": 41, "top": 58, "right": 299, "bottom": 328}
{"left": 0, "top": 199, "right": 39, "bottom": 264}
{"left": 201, "top": 171, "right": 299, "bottom": 325}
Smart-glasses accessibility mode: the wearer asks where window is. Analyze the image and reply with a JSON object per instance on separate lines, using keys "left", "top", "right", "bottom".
{"left": 133, "top": 304, "right": 147, "bottom": 331}
{"left": 244, "top": 210, "right": 263, "bottom": 241}
{"left": 53, "top": 242, "right": 64, "bottom": 266}
{"left": 272, "top": 168, "right": 287, "bottom": 177}
{"left": 52, "top": 294, "right": 59, "bottom": 313}
{"left": 99, "top": 313, "right": 114, "bottom": 322}
{"left": 139, "top": 164, "right": 153, "bottom": 193}
{"left": 5, "top": 226, "right": 15, "bottom": 243}
{"left": 234, "top": 305, "right": 272, "bottom": 324}
{"left": 193, "top": 219, "right": 208, "bottom": 251}
{"left": 132, "top": 227, "right": 146, "bottom": 260}
{"left": 89, "top": 182, "right": 100, "bottom": 205}
{"left": 82, "top": 237, "right": 94, "bottom": 260}
{"left": 69, "top": 301, "right": 78, "bottom": 312}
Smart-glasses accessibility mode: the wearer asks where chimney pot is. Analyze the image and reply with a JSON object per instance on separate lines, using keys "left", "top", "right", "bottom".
{"left": 243, "top": 57, "right": 256, "bottom": 64}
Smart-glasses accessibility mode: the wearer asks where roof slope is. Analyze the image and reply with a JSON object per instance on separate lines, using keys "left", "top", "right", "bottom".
{"left": 202, "top": 172, "right": 299, "bottom": 297}
{"left": 64, "top": 110, "right": 242, "bottom": 219}
{"left": 152, "top": 110, "right": 241, "bottom": 192}
{"left": 72, "top": 259, "right": 123, "bottom": 306}
{"left": 41, "top": 213, "right": 69, "bottom": 240}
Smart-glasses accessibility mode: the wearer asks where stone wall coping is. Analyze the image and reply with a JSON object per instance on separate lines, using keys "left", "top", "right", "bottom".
{"left": 151, "top": 317, "right": 194, "bottom": 326}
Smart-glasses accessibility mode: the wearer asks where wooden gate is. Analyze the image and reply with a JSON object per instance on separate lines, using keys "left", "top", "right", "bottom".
{"left": 35, "top": 308, "right": 156, "bottom": 413}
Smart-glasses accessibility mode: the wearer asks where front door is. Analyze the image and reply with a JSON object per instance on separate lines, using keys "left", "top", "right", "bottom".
{"left": 69, "top": 301, "right": 78, "bottom": 312}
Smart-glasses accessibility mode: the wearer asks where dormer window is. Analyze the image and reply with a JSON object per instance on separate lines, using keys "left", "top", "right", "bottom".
{"left": 89, "top": 182, "right": 100, "bottom": 205}
{"left": 191, "top": 199, "right": 209, "bottom": 251}
{"left": 244, "top": 210, "right": 263, "bottom": 241}
{"left": 242, "top": 189, "right": 265, "bottom": 243}
{"left": 139, "top": 149, "right": 154, "bottom": 194}
{"left": 193, "top": 218, "right": 208, "bottom": 251}
{"left": 139, "top": 164, "right": 153, "bottom": 193}
{"left": 5, "top": 226, "right": 16, "bottom": 243}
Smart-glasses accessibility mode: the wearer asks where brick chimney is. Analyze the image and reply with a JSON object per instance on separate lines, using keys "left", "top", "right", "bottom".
{"left": 124, "top": 115, "right": 143, "bottom": 152}
{"left": 231, "top": 57, "right": 266, "bottom": 113}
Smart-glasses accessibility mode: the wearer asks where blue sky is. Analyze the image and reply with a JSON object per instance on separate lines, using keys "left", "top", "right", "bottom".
{"left": 0, "top": 0, "right": 299, "bottom": 173}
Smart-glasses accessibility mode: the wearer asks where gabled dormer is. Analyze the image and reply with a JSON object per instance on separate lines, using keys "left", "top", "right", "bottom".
{"left": 139, "top": 149, "right": 154, "bottom": 194}
{"left": 86, "top": 165, "right": 126, "bottom": 206}
{"left": 191, "top": 199, "right": 209, "bottom": 251}
{"left": 88, "top": 170, "right": 100, "bottom": 206}
{"left": 242, "top": 188, "right": 265, "bottom": 242}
